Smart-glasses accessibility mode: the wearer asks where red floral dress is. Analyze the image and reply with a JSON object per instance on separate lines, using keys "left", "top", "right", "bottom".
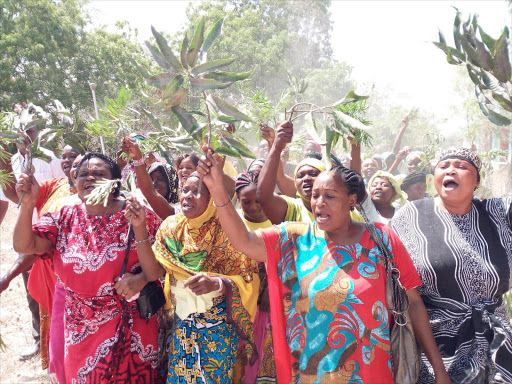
{"left": 33, "top": 204, "right": 162, "bottom": 383}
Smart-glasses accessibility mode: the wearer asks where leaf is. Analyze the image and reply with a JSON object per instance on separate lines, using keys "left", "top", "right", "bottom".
{"left": 141, "top": 108, "right": 162, "bottom": 131}
{"left": 482, "top": 71, "right": 502, "bottom": 92}
{"left": 190, "top": 58, "right": 236, "bottom": 76}
{"left": 217, "top": 115, "right": 239, "bottom": 124}
{"left": 168, "top": 134, "right": 194, "bottom": 144}
{"left": 453, "top": 11, "right": 462, "bottom": 50}
{"left": 190, "top": 78, "right": 232, "bottom": 91}
{"left": 201, "top": 18, "right": 224, "bottom": 55}
{"left": 333, "top": 110, "right": 371, "bottom": 133}
{"left": 323, "top": 126, "right": 335, "bottom": 170}
{"left": 492, "top": 92, "right": 512, "bottom": 112}
{"left": 492, "top": 28, "right": 511, "bottom": 83}
{"left": 161, "top": 75, "right": 184, "bottom": 99}
{"left": 145, "top": 41, "right": 170, "bottom": 70}
{"left": 215, "top": 145, "right": 240, "bottom": 158}
{"left": 187, "top": 17, "right": 205, "bottom": 68}
{"left": 145, "top": 72, "right": 173, "bottom": 87}
{"left": 134, "top": 60, "right": 152, "bottom": 79}
{"left": 204, "top": 70, "right": 253, "bottom": 83}
{"left": 151, "top": 26, "right": 182, "bottom": 72}
{"left": 211, "top": 95, "right": 254, "bottom": 122}
{"left": 478, "top": 26, "right": 497, "bottom": 53}
{"left": 457, "top": 32, "right": 482, "bottom": 66}
{"left": 474, "top": 38, "right": 493, "bottom": 71}
{"left": 180, "top": 33, "right": 189, "bottom": 70}
{"left": 487, "top": 109, "right": 511, "bottom": 126}
{"left": 305, "top": 113, "right": 326, "bottom": 145}
{"left": 171, "top": 106, "right": 200, "bottom": 139}
{"left": 223, "top": 137, "right": 256, "bottom": 159}
{"left": 164, "top": 88, "right": 188, "bottom": 109}
{"left": 438, "top": 29, "right": 446, "bottom": 45}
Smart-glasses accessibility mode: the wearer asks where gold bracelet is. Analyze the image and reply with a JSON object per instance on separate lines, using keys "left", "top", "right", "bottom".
{"left": 213, "top": 199, "right": 231, "bottom": 209}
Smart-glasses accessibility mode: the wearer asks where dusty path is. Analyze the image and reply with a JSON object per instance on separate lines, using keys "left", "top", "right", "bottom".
{"left": 0, "top": 203, "right": 49, "bottom": 383}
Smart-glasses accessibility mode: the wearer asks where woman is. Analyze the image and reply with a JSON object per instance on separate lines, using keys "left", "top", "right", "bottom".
{"left": 126, "top": 172, "right": 260, "bottom": 383}
{"left": 361, "top": 158, "right": 380, "bottom": 185}
{"left": 391, "top": 147, "right": 512, "bottom": 383}
{"left": 0, "top": 145, "right": 80, "bottom": 369}
{"left": 365, "top": 170, "right": 407, "bottom": 224}
{"left": 122, "top": 136, "right": 179, "bottom": 219}
{"left": 235, "top": 172, "right": 276, "bottom": 383}
{"left": 195, "top": 150, "right": 451, "bottom": 383}
{"left": 400, "top": 171, "right": 427, "bottom": 202}
{"left": 13, "top": 152, "right": 162, "bottom": 383}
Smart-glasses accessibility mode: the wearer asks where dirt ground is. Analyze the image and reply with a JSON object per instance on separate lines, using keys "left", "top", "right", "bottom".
{"left": 0, "top": 203, "right": 50, "bottom": 383}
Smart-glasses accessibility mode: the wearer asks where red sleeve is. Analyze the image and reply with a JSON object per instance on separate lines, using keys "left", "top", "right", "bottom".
{"left": 32, "top": 210, "right": 61, "bottom": 259}
{"left": 260, "top": 226, "right": 293, "bottom": 384}
{"left": 35, "top": 179, "right": 53, "bottom": 214}
{"left": 378, "top": 223, "right": 422, "bottom": 291}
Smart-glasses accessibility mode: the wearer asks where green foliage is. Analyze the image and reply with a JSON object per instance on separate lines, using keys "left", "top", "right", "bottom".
{"left": 0, "top": 0, "right": 149, "bottom": 110}
{"left": 434, "top": 10, "right": 512, "bottom": 126}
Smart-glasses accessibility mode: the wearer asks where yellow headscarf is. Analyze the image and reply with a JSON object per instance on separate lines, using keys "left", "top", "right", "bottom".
{"left": 368, "top": 170, "right": 408, "bottom": 206}
{"left": 293, "top": 158, "right": 327, "bottom": 200}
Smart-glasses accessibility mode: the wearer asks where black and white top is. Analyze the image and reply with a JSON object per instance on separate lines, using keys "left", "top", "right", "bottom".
{"left": 391, "top": 197, "right": 512, "bottom": 384}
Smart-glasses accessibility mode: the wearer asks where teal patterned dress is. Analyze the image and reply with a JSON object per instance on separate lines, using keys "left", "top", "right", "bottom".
{"left": 260, "top": 222, "right": 421, "bottom": 383}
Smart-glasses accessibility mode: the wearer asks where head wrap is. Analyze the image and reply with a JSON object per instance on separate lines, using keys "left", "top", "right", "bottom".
{"left": 247, "top": 158, "right": 266, "bottom": 172}
{"left": 405, "top": 151, "right": 428, "bottom": 173}
{"left": 400, "top": 171, "right": 426, "bottom": 191}
{"left": 436, "top": 147, "right": 481, "bottom": 180}
{"left": 294, "top": 158, "right": 326, "bottom": 179}
{"left": 368, "top": 170, "right": 408, "bottom": 206}
{"left": 305, "top": 140, "right": 321, "bottom": 153}
{"left": 235, "top": 171, "right": 259, "bottom": 194}
{"left": 149, "top": 162, "right": 179, "bottom": 204}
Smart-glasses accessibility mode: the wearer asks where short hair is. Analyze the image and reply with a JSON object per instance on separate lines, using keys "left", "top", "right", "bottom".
{"left": 176, "top": 153, "right": 199, "bottom": 169}
{"left": 329, "top": 166, "right": 366, "bottom": 204}
{"left": 76, "top": 152, "right": 122, "bottom": 197}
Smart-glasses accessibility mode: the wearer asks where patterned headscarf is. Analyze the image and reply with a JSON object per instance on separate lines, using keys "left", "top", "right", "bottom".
{"left": 235, "top": 171, "right": 259, "bottom": 194}
{"left": 437, "top": 147, "right": 481, "bottom": 180}
{"left": 247, "top": 158, "right": 266, "bottom": 172}
{"left": 368, "top": 170, "right": 408, "bottom": 206}
{"left": 148, "top": 162, "right": 179, "bottom": 204}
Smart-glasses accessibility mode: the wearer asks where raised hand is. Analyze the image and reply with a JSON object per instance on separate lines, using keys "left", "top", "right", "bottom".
{"left": 15, "top": 172, "right": 39, "bottom": 205}
{"left": 197, "top": 147, "right": 225, "bottom": 192}
{"left": 125, "top": 196, "right": 147, "bottom": 229}
{"left": 260, "top": 123, "right": 275, "bottom": 144}
{"left": 274, "top": 121, "right": 293, "bottom": 152}
{"left": 121, "top": 137, "right": 143, "bottom": 161}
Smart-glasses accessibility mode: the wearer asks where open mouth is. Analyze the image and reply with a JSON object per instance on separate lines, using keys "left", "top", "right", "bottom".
{"left": 62, "top": 164, "right": 71, "bottom": 172}
{"left": 443, "top": 180, "right": 459, "bottom": 191}
{"left": 302, "top": 184, "right": 313, "bottom": 193}
{"left": 315, "top": 211, "right": 330, "bottom": 224}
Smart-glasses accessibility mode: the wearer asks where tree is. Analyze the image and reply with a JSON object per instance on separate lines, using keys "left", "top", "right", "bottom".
{"left": 182, "top": 0, "right": 334, "bottom": 99}
{"left": 0, "top": 0, "right": 150, "bottom": 110}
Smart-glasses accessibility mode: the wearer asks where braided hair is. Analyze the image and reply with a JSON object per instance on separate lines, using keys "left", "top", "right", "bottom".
{"left": 235, "top": 171, "right": 259, "bottom": 195}
{"left": 76, "top": 152, "right": 122, "bottom": 197}
{"left": 329, "top": 165, "right": 366, "bottom": 208}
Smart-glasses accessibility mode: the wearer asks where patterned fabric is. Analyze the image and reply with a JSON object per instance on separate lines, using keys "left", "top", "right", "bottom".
{"left": 149, "top": 162, "right": 179, "bottom": 204}
{"left": 437, "top": 147, "right": 482, "bottom": 173}
{"left": 260, "top": 222, "right": 421, "bottom": 383}
{"left": 33, "top": 204, "right": 162, "bottom": 383}
{"left": 167, "top": 299, "right": 240, "bottom": 383}
{"left": 152, "top": 198, "right": 260, "bottom": 383}
{"left": 391, "top": 198, "right": 512, "bottom": 383}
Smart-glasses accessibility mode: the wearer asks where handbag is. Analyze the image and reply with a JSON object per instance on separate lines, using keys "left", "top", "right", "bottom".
{"left": 358, "top": 208, "right": 420, "bottom": 384}
{"left": 121, "top": 225, "right": 166, "bottom": 321}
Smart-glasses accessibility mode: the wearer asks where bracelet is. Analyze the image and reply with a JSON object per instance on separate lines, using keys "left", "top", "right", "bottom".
{"left": 213, "top": 199, "right": 231, "bottom": 209}
{"left": 135, "top": 238, "right": 150, "bottom": 245}
{"left": 132, "top": 158, "right": 145, "bottom": 167}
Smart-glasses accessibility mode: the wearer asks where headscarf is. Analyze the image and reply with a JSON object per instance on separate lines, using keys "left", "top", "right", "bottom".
{"left": 400, "top": 172, "right": 426, "bottom": 191}
{"left": 305, "top": 140, "right": 321, "bottom": 153}
{"left": 405, "top": 151, "right": 428, "bottom": 173}
{"left": 247, "top": 158, "right": 266, "bottom": 172}
{"left": 235, "top": 171, "right": 259, "bottom": 194}
{"left": 148, "top": 162, "right": 179, "bottom": 204}
{"left": 436, "top": 147, "right": 481, "bottom": 181}
{"left": 293, "top": 157, "right": 326, "bottom": 179}
{"left": 368, "top": 170, "right": 408, "bottom": 206}
{"left": 153, "top": 198, "right": 260, "bottom": 362}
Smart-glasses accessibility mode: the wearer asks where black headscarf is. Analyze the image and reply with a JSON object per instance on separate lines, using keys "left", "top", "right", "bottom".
{"left": 148, "top": 162, "right": 179, "bottom": 204}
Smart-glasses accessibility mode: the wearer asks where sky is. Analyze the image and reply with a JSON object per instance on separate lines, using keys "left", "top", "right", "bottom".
{"left": 87, "top": 0, "right": 510, "bottom": 137}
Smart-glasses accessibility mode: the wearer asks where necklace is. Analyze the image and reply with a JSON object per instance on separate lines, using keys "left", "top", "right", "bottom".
{"left": 84, "top": 201, "right": 115, "bottom": 249}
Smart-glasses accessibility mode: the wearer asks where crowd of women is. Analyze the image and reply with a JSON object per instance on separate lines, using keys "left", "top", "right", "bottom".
{"left": 0, "top": 118, "right": 510, "bottom": 384}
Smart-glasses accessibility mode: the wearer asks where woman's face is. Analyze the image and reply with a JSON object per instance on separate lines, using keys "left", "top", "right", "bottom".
{"left": 151, "top": 168, "right": 169, "bottom": 199}
{"left": 238, "top": 184, "right": 266, "bottom": 223}
{"left": 434, "top": 159, "right": 478, "bottom": 206}
{"left": 311, "top": 172, "right": 356, "bottom": 233}
{"left": 370, "top": 177, "right": 396, "bottom": 206}
{"left": 295, "top": 165, "right": 321, "bottom": 200}
{"left": 60, "top": 147, "right": 79, "bottom": 177}
{"left": 178, "top": 157, "right": 196, "bottom": 183}
{"left": 362, "top": 159, "right": 378, "bottom": 180}
{"left": 407, "top": 156, "right": 422, "bottom": 174}
{"left": 76, "top": 158, "right": 113, "bottom": 200}
{"left": 247, "top": 164, "right": 263, "bottom": 175}
{"left": 180, "top": 176, "right": 210, "bottom": 219}
{"left": 404, "top": 182, "right": 427, "bottom": 201}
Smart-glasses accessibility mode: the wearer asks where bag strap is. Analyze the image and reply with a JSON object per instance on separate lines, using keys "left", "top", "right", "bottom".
{"left": 120, "top": 225, "right": 134, "bottom": 277}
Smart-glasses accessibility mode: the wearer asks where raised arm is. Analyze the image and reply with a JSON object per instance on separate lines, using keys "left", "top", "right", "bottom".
{"left": 392, "top": 115, "right": 409, "bottom": 154}
{"left": 13, "top": 173, "right": 53, "bottom": 254}
{"left": 257, "top": 122, "right": 293, "bottom": 224}
{"left": 198, "top": 149, "right": 267, "bottom": 262}
{"left": 349, "top": 138, "right": 362, "bottom": 173}
{"left": 122, "top": 137, "right": 175, "bottom": 219}
{"left": 0, "top": 154, "right": 19, "bottom": 204}
{"left": 388, "top": 148, "right": 408, "bottom": 175}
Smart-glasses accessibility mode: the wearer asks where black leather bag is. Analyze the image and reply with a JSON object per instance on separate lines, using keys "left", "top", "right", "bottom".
{"left": 121, "top": 226, "right": 166, "bottom": 321}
